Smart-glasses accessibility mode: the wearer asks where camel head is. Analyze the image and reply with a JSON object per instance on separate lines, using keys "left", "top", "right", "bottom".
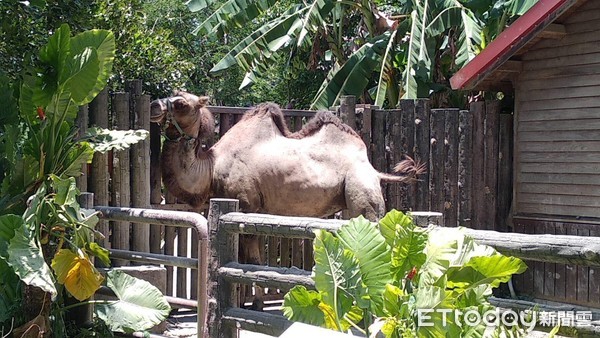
{"left": 150, "top": 91, "right": 215, "bottom": 144}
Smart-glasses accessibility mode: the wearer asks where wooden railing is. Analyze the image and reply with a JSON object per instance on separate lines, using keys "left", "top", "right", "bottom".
{"left": 206, "top": 198, "right": 600, "bottom": 337}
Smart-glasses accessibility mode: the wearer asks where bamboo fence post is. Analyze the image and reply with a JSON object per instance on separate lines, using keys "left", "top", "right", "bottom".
{"left": 111, "top": 92, "right": 131, "bottom": 265}
{"left": 207, "top": 198, "right": 240, "bottom": 338}
{"left": 89, "top": 88, "right": 110, "bottom": 249}
{"left": 129, "top": 81, "right": 152, "bottom": 254}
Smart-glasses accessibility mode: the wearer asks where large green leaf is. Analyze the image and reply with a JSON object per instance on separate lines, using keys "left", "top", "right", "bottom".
{"left": 313, "top": 229, "right": 362, "bottom": 331}
{"left": 0, "top": 259, "right": 20, "bottom": 323}
{"left": 84, "top": 127, "right": 149, "bottom": 153}
{"left": 66, "top": 29, "right": 115, "bottom": 105}
{"left": 7, "top": 227, "right": 57, "bottom": 300}
{"left": 402, "top": 5, "right": 431, "bottom": 99}
{"left": 96, "top": 270, "right": 171, "bottom": 333}
{"left": 282, "top": 286, "right": 325, "bottom": 327}
{"left": 192, "top": 0, "right": 279, "bottom": 37}
{"left": 210, "top": 7, "right": 304, "bottom": 73}
{"left": 418, "top": 227, "right": 463, "bottom": 288}
{"left": 374, "top": 30, "right": 398, "bottom": 108}
{"left": 447, "top": 254, "right": 527, "bottom": 290}
{"left": 311, "top": 36, "right": 387, "bottom": 110}
{"left": 379, "top": 210, "right": 428, "bottom": 283}
{"left": 0, "top": 214, "right": 22, "bottom": 258}
{"left": 337, "top": 216, "right": 391, "bottom": 315}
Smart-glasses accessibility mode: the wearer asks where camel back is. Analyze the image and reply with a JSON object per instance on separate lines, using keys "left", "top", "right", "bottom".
{"left": 242, "top": 102, "right": 360, "bottom": 140}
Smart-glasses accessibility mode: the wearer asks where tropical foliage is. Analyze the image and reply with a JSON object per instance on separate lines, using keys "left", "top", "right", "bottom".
{"left": 0, "top": 24, "right": 168, "bottom": 336}
{"left": 188, "top": 0, "right": 539, "bottom": 108}
{"left": 283, "top": 210, "right": 528, "bottom": 337}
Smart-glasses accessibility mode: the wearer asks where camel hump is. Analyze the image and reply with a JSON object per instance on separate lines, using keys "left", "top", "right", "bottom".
{"left": 291, "top": 111, "right": 359, "bottom": 139}
{"left": 243, "top": 102, "right": 292, "bottom": 137}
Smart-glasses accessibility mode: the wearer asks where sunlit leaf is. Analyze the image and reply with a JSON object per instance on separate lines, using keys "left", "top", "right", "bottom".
{"left": 96, "top": 270, "right": 171, "bottom": 333}
{"left": 282, "top": 286, "right": 325, "bottom": 327}
{"left": 337, "top": 216, "right": 391, "bottom": 315}
{"left": 87, "top": 242, "right": 111, "bottom": 267}
{"left": 8, "top": 228, "right": 57, "bottom": 300}
{"left": 52, "top": 249, "right": 103, "bottom": 301}
{"left": 85, "top": 127, "right": 148, "bottom": 153}
{"left": 313, "top": 230, "right": 363, "bottom": 331}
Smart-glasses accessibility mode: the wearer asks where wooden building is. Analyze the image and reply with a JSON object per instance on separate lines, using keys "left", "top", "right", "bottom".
{"left": 451, "top": 0, "right": 600, "bottom": 306}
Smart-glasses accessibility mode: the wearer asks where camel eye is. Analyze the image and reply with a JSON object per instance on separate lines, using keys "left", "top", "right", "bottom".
{"left": 173, "top": 100, "right": 187, "bottom": 110}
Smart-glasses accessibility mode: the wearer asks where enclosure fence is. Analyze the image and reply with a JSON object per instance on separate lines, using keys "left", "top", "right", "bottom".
{"left": 87, "top": 80, "right": 600, "bottom": 308}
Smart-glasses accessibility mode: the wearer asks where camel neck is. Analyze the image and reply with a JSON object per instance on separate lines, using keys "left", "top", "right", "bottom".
{"left": 161, "top": 141, "right": 214, "bottom": 208}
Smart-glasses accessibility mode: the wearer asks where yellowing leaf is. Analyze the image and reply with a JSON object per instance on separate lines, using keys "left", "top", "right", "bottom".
{"left": 318, "top": 302, "right": 340, "bottom": 331}
{"left": 52, "top": 249, "right": 104, "bottom": 301}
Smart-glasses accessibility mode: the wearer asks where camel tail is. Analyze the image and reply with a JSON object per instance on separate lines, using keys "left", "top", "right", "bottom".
{"left": 378, "top": 155, "right": 426, "bottom": 183}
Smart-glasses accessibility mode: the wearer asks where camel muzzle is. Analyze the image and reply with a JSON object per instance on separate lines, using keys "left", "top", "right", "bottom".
{"left": 150, "top": 99, "right": 167, "bottom": 123}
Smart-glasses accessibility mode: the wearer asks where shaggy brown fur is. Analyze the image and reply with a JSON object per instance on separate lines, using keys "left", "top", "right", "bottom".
{"left": 243, "top": 102, "right": 360, "bottom": 140}
{"left": 290, "top": 110, "right": 360, "bottom": 139}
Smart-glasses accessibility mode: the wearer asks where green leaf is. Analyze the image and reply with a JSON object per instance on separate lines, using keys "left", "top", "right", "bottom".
{"left": 311, "top": 36, "right": 388, "bottom": 110}
{"left": 447, "top": 254, "right": 527, "bottom": 290}
{"left": 418, "top": 227, "right": 462, "bottom": 288}
{"left": 50, "top": 174, "right": 77, "bottom": 206}
{"left": 378, "top": 210, "right": 428, "bottom": 282}
{"left": 0, "top": 259, "right": 20, "bottom": 323}
{"left": 7, "top": 227, "right": 57, "bottom": 300}
{"left": 66, "top": 29, "right": 115, "bottom": 105}
{"left": 337, "top": 216, "right": 391, "bottom": 315}
{"left": 193, "top": 0, "right": 279, "bottom": 37}
{"left": 85, "top": 127, "right": 149, "bottom": 153}
{"left": 374, "top": 30, "right": 398, "bottom": 108}
{"left": 402, "top": 7, "right": 431, "bottom": 99}
{"left": 0, "top": 214, "right": 23, "bottom": 259}
{"left": 313, "top": 230, "right": 362, "bottom": 331}
{"left": 40, "top": 23, "right": 71, "bottom": 87}
{"left": 61, "top": 141, "right": 94, "bottom": 177}
{"left": 87, "top": 242, "right": 111, "bottom": 267}
{"left": 96, "top": 270, "right": 171, "bottom": 333}
{"left": 282, "top": 286, "right": 325, "bottom": 327}
{"left": 210, "top": 7, "right": 305, "bottom": 76}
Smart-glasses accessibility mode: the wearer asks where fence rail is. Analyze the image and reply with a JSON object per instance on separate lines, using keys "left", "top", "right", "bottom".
{"left": 92, "top": 203, "right": 209, "bottom": 338}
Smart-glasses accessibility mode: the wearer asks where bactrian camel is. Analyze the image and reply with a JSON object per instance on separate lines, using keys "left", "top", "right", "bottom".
{"left": 150, "top": 91, "right": 424, "bottom": 307}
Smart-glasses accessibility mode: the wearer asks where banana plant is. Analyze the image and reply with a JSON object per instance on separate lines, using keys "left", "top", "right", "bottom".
{"left": 282, "top": 210, "right": 528, "bottom": 337}
{"left": 187, "top": 0, "right": 538, "bottom": 108}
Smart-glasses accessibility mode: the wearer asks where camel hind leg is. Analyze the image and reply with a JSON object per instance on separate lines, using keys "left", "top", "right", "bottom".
{"left": 344, "top": 172, "right": 386, "bottom": 222}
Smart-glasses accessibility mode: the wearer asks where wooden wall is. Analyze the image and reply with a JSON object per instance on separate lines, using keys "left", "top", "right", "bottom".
{"left": 514, "top": 0, "right": 600, "bottom": 219}
{"left": 511, "top": 0, "right": 600, "bottom": 306}
{"left": 513, "top": 217, "right": 600, "bottom": 307}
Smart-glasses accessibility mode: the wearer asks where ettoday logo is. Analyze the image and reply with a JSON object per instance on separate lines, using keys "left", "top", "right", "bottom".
{"left": 417, "top": 309, "right": 593, "bottom": 331}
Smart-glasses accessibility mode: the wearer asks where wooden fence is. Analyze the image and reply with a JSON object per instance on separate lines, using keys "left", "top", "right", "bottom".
{"left": 79, "top": 81, "right": 512, "bottom": 302}
{"left": 205, "top": 198, "right": 600, "bottom": 338}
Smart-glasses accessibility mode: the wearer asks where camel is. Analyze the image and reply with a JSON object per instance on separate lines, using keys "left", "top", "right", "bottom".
{"left": 150, "top": 91, "right": 424, "bottom": 307}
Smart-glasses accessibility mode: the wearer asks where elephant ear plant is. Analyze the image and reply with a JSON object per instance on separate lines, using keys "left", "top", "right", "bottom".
{"left": 283, "top": 210, "right": 530, "bottom": 337}
{"left": 0, "top": 24, "right": 169, "bottom": 336}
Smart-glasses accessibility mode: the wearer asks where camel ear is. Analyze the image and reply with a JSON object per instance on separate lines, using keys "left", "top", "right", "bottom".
{"left": 198, "top": 96, "right": 210, "bottom": 106}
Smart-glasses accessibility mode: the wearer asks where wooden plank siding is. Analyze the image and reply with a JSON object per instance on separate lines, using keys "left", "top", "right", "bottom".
{"left": 514, "top": 0, "right": 600, "bottom": 219}
{"left": 509, "top": 0, "right": 600, "bottom": 306}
